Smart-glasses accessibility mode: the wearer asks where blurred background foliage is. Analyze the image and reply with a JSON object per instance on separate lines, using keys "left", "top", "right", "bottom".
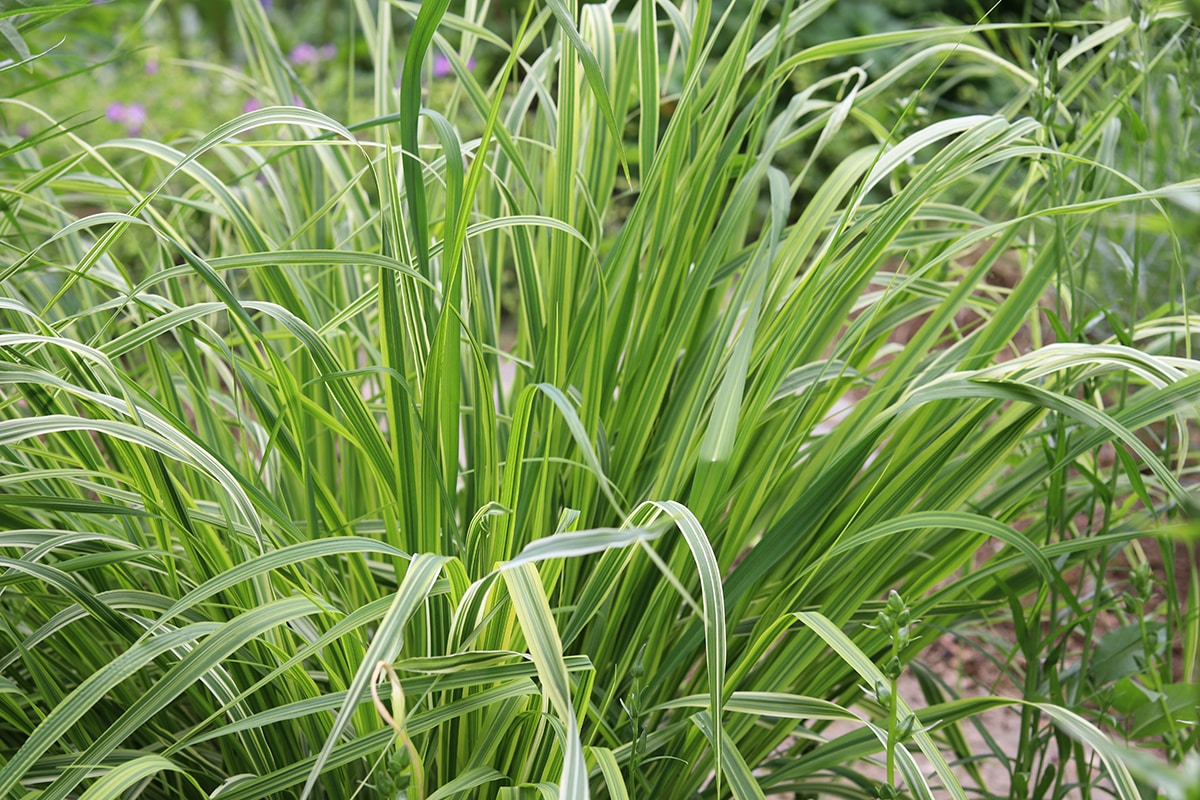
{"left": 5, "top": 0, "right": 1196, "bottom": 325}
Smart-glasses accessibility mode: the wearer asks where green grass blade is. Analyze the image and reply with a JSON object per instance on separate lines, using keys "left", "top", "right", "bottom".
{"left": 76, "top": 756, "right": 191, "bottom": 800}
{"left": 795, "top": 611, "right": 968, "bottom": 800}
{"left": 501, "top": 562, "right": 589, "bottom": 800}
{"left": 300, "top": 553, "right": 449, "bottom": 800}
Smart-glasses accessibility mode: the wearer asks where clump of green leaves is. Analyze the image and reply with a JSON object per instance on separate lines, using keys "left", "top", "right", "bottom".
{"left": 0, "top": 0, "right": 1197, "bottom": 798}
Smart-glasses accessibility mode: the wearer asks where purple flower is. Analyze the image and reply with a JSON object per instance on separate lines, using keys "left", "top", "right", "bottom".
{"left": 122, "top": 103, "right": 147, "bottom": 135}
{"left": 260, "top": 0, "right": 272, "bottom": 8}
{"left": 289, "top": 42, "right": 319, "bottom": 66}
{"left": 319, "top": 43, "right": 337, "bottom": 61}
{"left": 16, "top": 123, "right": 30, "bottom": 139}
{"left": 243, "top": 97, "right": 263, "bottom": 114}
{"left": 106, "top": 101, "right": 147, "bottom": 135}
{"left": 398, "top": 54, "right": 478, "bottom": 88}
{"left": 431, "top": 53, "right": 476, "bottom": 79}
{"left": 144, "top": 58, "right": 159, "bottom": 75}
{"left": 106, "top": 102, "right": 144, "bottom": 134}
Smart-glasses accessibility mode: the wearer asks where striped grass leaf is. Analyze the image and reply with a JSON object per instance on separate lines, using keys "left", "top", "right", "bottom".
{"left": 75, "top": 755, "right": 195, "bottom": 800}
{"left": 654, "top": 692, "right": 859, "bottom": 723}
{"left": 145, "top": 536, "right": 408, "bottom": 633}
{"left": 795, "top": 610, "right": 971, "bottom": 800}
{"left": 39, "top": 597, "right": 319, "bottom": 800}
{"left": 691, "top": 710, "right": 765, "bottom": 800}
{"left": 177, "top": 658, "right": 590, "bottom": 752}
{"left": 543, "top": 0, "right": 626, "bottom": 180}
{"left": 584, "top": 747, "right": 628, "bottom": 800}
{"left": 425, "top": 766, "right": 510, "bottom": 800}
{"left": 301, "top": 553, "right": 450, "bottom": 800}
{"left": 0, "top": 415, "right": 261, "bottom": 545}
{"left": 0, "top": 623, "right": 220, "bottom": 799}
{"left": 501, "top": 562, "right": 589, "bottom": 800}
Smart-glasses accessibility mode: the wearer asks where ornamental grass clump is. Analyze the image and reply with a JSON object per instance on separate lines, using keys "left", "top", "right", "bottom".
{"left": 0, "top": 1, "right": 1197, "bottom": 798}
